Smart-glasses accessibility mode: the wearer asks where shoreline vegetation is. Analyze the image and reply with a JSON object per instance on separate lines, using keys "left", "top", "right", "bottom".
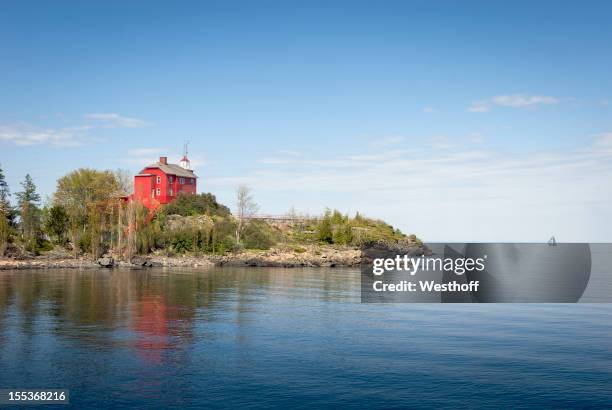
{"left": 0, "top": 166, "right": 426, "bottom": 270}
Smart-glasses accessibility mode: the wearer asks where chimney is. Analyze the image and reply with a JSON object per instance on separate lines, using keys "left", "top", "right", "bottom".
{"left": 159, "top": 156, "right": 168, "bottom": 165}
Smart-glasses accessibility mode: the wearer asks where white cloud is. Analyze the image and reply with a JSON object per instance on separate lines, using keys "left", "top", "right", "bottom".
{"left": 492, "top": 94, "right": 558, "bottom": 107}
{"left": 428, "top": 135, "right": 455, "bottom": 149}
{"left": 121, "top": 148, "right": 205, "bottom": 168}
{"left": 467, "top": 101, "right": 490, "bottom": 112}
{"left": 422, "top": 106, "right": 434, "bottom": 113}
{"left": 0, "top": 113, "right": 152, "bottom": 147}
{"left": 0, "top": 123, "right": 89, "bottom": 146}
{"left": 85, "top": 113, "right": 149, "bottom": 128}
{"left": 209, "top": 134, "right": 612, "bottom": 241}
{"left": 590, "top": 133, "right": 612, "bottom": 155}
{"left": 467, "top": 132, "right": 485, "bottom": 144}
{"left": 469, "top": 94, "right": 559, "bottom": 112}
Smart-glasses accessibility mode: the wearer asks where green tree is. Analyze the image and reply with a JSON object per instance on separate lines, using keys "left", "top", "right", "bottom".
{"left": 0, "top": 164, "right": 16, "bottom": 225}
{"left": 0, "top": 214, "right": 9, "bottom": 255}
{"left": 15, "top": 174, "right": 42, "bottom": 244}
{"left": 44, "top": 205, "right": 69, "bottom": 244}
{"left": 53, "top": 168, "right": 120, "bottom": 256}
{"left": 317, "top": 209, "right": 333, "bottom": 244}
{"left": 333, "top": 222, "right": 353, "bottom": 245}
{"left": 0, "top": 164, "right": 13, "bottom": 255}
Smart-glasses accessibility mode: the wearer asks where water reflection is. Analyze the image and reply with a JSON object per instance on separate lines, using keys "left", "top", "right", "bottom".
{"left": 1, "top": 268, "right": 610, "bottom": 408}
{"left": 0, "top": 268, "right": 357, "bottom": 365}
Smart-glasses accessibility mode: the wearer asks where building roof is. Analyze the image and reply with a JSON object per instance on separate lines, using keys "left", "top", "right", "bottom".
{"left": 138, "top": 162, "right": 197, "bottom": 178}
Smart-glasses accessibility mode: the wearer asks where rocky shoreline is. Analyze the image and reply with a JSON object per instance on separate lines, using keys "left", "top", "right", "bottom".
{"left": 0, "top": 242, "right": 429, "bottom": 271}
{"left": 0, "top": 245, "right": 364, "bottom": 270}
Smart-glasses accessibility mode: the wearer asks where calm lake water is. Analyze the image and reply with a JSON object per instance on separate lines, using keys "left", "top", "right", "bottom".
{"left": 0, "top": 267, "right": 611, "bottom": 409}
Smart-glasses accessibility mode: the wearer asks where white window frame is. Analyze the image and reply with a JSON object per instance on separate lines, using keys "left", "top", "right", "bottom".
{"left": 179, "top": 177, "right": 185, "bottom": 184}
{"left": 156, "top": 188, "right": 161, "bottom": 196}
{"left": 156, "top": 176, "right": 161, "bottom": 184}
{"left": 169, "top": 188, "right": 173, "bottom": 196}
{"left": 168, "top": 176, "right": 173, "bottom": 183}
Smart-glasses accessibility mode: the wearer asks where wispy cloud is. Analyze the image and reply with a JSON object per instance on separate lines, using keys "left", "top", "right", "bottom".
{"left": 0, "top": 113, "right": 151, "bottom": 147}
{"left": 467, "top": 101, "right": 490, "bottom": 112}
{"left": 428, "top": 135, "right": 455, "bottom": 149}
{"left": 467, "top": 132, "right": 485, "bottom": 144}
{"left": 84, "top": 113, "right": 150, "bottom": 128}
{"left": 492, "top": 94, "right": 559, "bottom": 107}
{"left": 422, "top": 106, "right": 434, "bottom": 113}
{"left": 121, "top": 147, "right": 206, "bottom": 168}
{"left": 0, "top": 123, "right": 91, "bottom": 146}
{"left": 468, "top": 94, "right": 560, "bottom": 112}
{"left": 208, "top": 133, "right": 612, "bottom": 241}
{"left": 590, "top": 133, "right": 612, "bottom": 155}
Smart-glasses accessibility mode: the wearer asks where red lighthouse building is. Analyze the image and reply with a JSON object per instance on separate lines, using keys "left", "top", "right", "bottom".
{"left": 132, "top": 156, "right": 197, "bottom": 210}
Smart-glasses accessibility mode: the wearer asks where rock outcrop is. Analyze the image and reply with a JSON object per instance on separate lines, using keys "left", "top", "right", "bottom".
{"left": 97, "top": 256, "right": 114, "bottom": 268}
{"left": 1, "top": 241, "right": 430, "bottom": 270}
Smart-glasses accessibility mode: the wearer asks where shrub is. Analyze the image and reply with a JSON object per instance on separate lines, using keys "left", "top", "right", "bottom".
{"left": 78, "top": 231, "right": 91, "bottom": 254}
{"left": 313, "top": 209, "right": 407, "bottom": 246}
{"left": 316, "top": 210, "right": 333, "bottom": 244}
{"left": 24, "top": 237, "right": 53, "bottom": 255}
{"left": 165, "top": 193, "right": 231, "bottom": 217}
{"left": 333, "top": 223, "right": 353, "bottom": 245}
{"left": 242, "top": 220, "right": 278, "bottom": 250}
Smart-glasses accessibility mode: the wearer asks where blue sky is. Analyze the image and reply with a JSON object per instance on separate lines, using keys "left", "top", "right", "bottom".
{"left": 1, "top": 0, "right": 611, "bottom": 241}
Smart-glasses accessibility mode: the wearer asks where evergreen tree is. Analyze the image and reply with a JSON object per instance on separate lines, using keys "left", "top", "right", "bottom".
{"left": 0, "top": 213, "right": 8, "bottom": 255}
{"left": 317, "top": 209, "right": 333, "bottom": 244}
{"left": 15, "top": 174, "right": 42, "bottom": 244}
{"left": 0, "top": 164, "right": 15, "bottom": 224}
{"left": 43, "top": 205, "right": 69, "bottom": 244}
{"left": 0, "top": 164, "right": 14, "bottom": 255}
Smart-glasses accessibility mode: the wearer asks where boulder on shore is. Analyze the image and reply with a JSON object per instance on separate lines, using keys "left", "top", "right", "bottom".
{"left": 97, "top": 256, "right": 114, "bottom": 268}
{"left": 130, "top": 256, "right": 160, "bottom": 267}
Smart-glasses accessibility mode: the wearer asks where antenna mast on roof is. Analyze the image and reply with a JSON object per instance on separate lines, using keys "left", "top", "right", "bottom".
{"left": 180, "top": 140, "right": 191, "bottom": 170}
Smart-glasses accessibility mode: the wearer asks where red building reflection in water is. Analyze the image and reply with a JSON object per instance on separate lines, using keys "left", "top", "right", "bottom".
{"left": 131, "top": 294, "right": 172, "bottom": 364}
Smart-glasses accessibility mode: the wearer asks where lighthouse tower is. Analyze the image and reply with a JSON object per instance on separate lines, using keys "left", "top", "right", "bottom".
{"left": 179, "top": 142, "right": 191, "bottom": 170}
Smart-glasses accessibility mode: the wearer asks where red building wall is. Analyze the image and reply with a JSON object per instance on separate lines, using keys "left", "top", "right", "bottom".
{"left": 132, "top": 166, "right": 197, "bottom": 210}
{"left": 134, "top": 174, "right": 155, "bottom": 209}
